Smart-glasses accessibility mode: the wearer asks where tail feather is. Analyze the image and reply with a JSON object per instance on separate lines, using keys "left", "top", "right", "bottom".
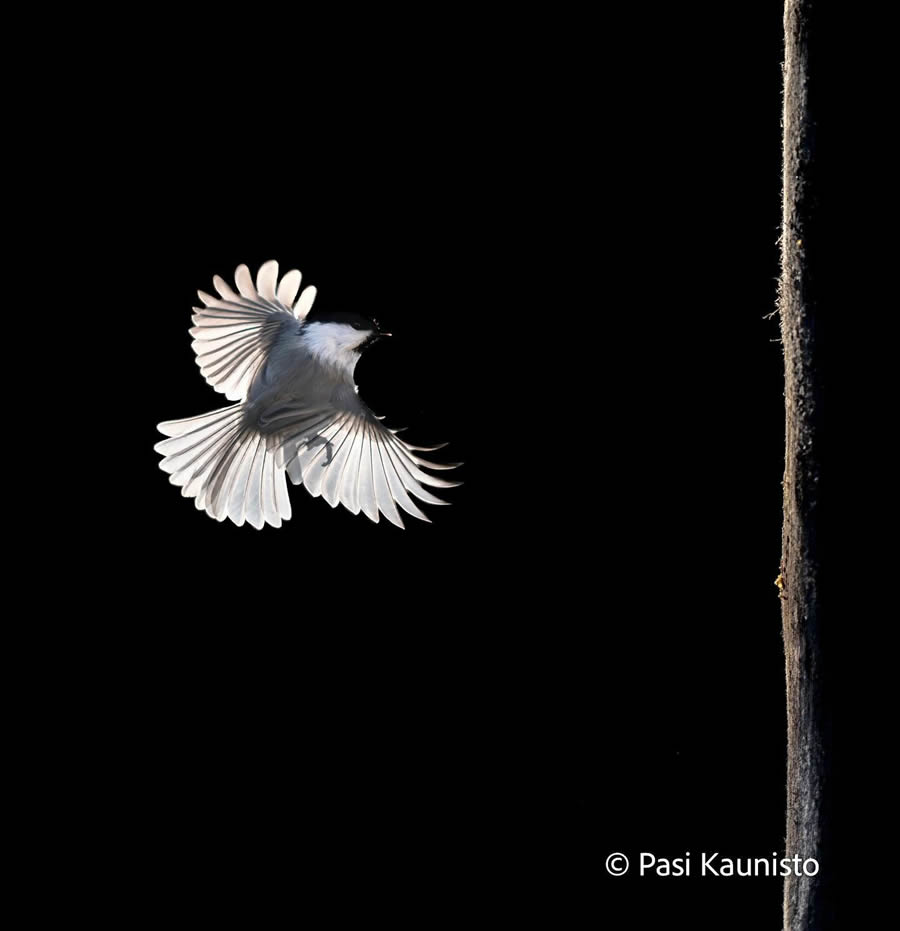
{"left": 156, "top": 404, "right": 238, "bottom": 438}
{"left": 155, "top": 403, "right": 290, "bottom": 529}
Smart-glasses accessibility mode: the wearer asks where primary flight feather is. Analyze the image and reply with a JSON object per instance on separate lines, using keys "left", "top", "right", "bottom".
{"left": 154, "top": 260, "right": 460, "bottom": 529}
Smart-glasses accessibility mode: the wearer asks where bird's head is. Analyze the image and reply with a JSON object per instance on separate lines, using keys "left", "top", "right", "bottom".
{"left": 301, "top": 311, "right": 391, "bottom": 373}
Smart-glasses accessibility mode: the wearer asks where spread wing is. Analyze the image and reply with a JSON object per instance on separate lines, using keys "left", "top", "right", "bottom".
{"left": 190, "top": 260, "right": 319, "bottom": 401}
{"left": 262, "top": 391, "right": 461, "bottom": 528}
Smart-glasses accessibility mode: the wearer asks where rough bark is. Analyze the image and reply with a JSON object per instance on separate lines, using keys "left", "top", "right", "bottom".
{"left": 779, "top": 1, "right": 834, "bottom": 929}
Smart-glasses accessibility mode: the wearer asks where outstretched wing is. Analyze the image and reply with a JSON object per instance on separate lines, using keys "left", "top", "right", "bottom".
{"left": 190, "top": 260, "right": 319, "bottom": 401}
{"left": 264, "top": 392, "right": 461, "bottom": 528}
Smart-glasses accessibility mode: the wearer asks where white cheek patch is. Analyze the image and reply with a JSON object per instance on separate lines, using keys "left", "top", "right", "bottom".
{"left": 302, "top": 322, "right": 364, "bottom": 373}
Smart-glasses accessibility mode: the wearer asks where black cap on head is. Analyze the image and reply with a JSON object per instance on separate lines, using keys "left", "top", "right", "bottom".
{"left": 306, "top": 309, "right": 379, "bottom": 332}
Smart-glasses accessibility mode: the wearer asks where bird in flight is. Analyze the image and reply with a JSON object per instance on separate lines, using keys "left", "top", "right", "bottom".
{"left": 155, "top": 260, "right": 460, "bottom": 529}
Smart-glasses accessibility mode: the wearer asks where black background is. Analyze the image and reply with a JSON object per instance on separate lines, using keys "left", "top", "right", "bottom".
{"left": 98, "top": 5, "right": 801, "bottom": 925}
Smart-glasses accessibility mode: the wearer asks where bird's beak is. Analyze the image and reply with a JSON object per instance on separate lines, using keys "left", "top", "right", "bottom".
{"left": 364, "top": 330, "right": 391, "bottom": 350}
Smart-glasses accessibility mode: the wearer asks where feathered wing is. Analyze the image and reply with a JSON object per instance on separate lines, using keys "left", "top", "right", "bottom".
{"left": 268, "top": 393, "right": 461, "bottom": 528}
{"left": 190, "top": 260, "right": 319, "bottom": 401}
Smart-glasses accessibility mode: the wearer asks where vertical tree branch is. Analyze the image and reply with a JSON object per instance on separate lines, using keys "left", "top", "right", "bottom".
{"left": 779, "top": 1, "right": 833, "bottom": 929}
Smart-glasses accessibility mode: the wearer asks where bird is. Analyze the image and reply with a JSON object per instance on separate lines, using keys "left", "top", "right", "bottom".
{"left": 154, "top": 260, "right": 460, "bottom": 529}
